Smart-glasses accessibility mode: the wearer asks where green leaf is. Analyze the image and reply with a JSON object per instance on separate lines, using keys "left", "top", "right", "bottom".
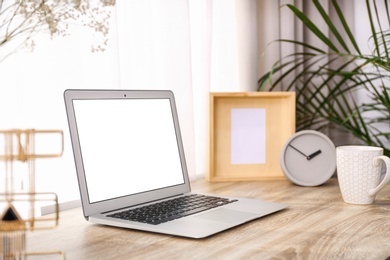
{"left": 259, "top": 0, "right": 390, "bottom": 152}
{"left": 286, "top": 3, "right": 340, "bottom": 52}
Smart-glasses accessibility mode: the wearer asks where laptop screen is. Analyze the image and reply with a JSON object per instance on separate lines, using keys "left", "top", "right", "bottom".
{"left": 72, "top": 98, "right": 185, "bottom": 204}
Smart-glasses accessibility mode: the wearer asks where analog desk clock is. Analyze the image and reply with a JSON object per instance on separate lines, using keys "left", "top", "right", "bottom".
{"left": 280, "top": 130, "right": 336, "bottom": 186}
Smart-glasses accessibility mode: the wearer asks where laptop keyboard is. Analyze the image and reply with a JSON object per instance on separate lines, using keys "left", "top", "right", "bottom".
{"left": 107, "top": 194, "right": 238, "bottom": 225}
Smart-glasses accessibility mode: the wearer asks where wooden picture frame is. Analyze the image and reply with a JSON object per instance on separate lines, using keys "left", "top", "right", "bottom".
{"left": 207, "top": 92, "right": 296, "bottom": 182}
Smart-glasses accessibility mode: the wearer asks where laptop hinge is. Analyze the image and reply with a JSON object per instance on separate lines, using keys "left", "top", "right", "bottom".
{"left": 102, "top": 193, "right": 187, "bottom": 214}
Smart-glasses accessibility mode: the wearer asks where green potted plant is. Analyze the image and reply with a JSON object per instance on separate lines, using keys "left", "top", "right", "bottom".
{"left": 258, "top": 0, "right": 390, "bottom": 156}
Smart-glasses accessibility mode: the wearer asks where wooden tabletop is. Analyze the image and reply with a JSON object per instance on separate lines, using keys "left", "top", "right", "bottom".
{"left": 26, "top": 178, "right": 390, "bottom": 259}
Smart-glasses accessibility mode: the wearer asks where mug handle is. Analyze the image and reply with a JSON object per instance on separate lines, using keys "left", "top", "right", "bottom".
{"left": 368, "top": 156, "right": 390, "bottom": 197}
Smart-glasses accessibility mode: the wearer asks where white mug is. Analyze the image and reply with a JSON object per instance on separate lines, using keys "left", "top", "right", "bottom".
{"left": 336, "top": 146, "right": 390, "bottom": 204}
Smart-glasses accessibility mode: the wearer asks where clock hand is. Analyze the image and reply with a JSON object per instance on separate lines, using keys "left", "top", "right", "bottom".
{"left": 307, "top": 150, "right": 322, "bottom": 160}
{"left": 288, "top": 144, "right": 308, "bottom": 158}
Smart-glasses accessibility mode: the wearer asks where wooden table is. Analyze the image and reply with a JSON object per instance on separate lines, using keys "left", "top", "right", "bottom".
{"left": 27, "top": 178, "right": 390, "bottom": 259}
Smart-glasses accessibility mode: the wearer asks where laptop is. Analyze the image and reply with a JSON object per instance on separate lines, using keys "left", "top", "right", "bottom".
{"left": 64, "top": 89, "right": 287, "bottom": 239}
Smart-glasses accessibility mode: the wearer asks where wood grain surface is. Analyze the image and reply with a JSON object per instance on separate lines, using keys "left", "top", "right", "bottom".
{"left": 26, "top": 178, "right": 390, "bottom": 259}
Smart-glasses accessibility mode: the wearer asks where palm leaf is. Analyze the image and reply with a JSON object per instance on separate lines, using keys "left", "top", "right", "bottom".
{"left": 259, "top": 0, "right": 390, "bottom": 152}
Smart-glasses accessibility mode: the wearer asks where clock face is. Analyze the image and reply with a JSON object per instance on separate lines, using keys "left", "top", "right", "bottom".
{"left": 280, "top": 130, "right": 336, "bottom": 186}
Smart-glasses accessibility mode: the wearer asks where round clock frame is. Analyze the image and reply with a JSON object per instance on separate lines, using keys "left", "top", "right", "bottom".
{"left": 280, "top": 130, "right": 336, "bottom": 186}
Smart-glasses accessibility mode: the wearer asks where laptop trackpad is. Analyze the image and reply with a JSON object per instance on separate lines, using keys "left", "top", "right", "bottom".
{"left": 195, "top": 208, "right": 256, "bottom": 223}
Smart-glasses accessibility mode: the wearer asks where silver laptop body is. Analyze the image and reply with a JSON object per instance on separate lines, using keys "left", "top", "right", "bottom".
{"left": 64, "top": 89, "right": 287, "bottom": 239}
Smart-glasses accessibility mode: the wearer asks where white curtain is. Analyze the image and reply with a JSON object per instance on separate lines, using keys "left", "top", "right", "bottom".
{"left": 115, "top": 0, "right": 259, "bottom": 179}
{"left": 257, "top": 0, "right": 298, "bottom": 84}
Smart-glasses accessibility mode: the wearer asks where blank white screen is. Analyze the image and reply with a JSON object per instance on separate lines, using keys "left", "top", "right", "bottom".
{"left": 73, "top": 98, "right": 185, "bottom": 203}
